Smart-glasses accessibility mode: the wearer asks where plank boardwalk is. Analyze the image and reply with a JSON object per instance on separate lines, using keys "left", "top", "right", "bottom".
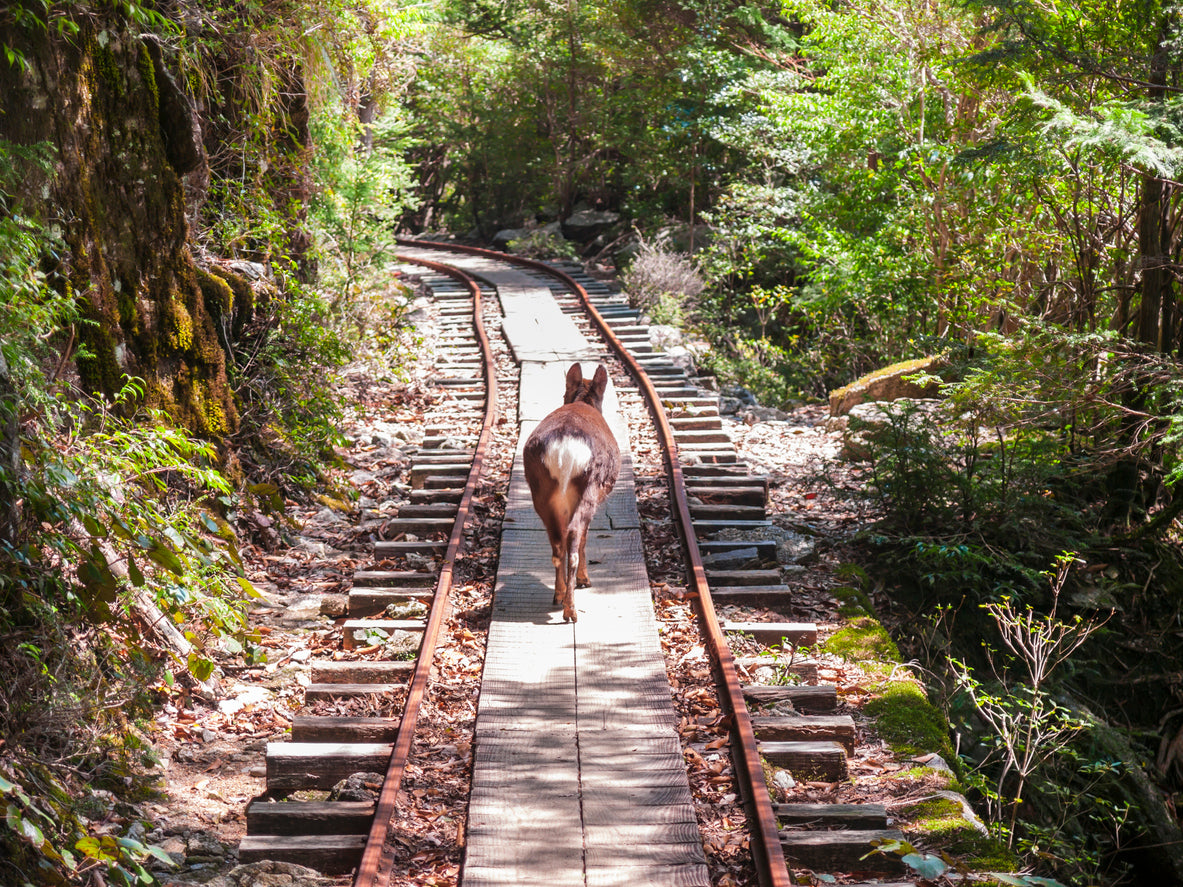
{"left": 398, "top": 249, "right": 710, "bottom": 887}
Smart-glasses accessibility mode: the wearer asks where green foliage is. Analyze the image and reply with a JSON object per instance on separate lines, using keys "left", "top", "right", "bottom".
{"left": 231, "top": 282, "right": 351, "bottom": 487}
{"left": 310, "top": 110, "right": 419, "bottom": 308}
{"left": 507, "top": 229, "right": 579, "bottom": 260}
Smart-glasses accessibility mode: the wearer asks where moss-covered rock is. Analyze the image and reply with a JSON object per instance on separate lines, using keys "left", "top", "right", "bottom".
{"left": 823, "top": 615, "right": 902, "bottom": 661}
{"left": 0, "top": 12, "right": 237, "bottom": 435}
{"left": 828, "top": 355, "right": 946, "bottom": 416}
{"left": 866, "top": 680, "right": 957, "bottom": 763}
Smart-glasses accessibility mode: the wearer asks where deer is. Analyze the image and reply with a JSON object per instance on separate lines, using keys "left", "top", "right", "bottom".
{"left": 523, "top": 363, "right": 622, "bottom": 623}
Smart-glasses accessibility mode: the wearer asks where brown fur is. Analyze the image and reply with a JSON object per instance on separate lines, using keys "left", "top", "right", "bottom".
{"left": 522, "top": 363, "right": 622, "bottom": 622}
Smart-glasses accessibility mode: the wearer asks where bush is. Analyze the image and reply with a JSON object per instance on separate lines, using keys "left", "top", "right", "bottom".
{"left": 621, "top": 240, "right": 706, "bottom": 314}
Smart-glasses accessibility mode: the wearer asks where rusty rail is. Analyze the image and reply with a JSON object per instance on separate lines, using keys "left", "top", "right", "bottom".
{"left": 353, "top": 256, "right": 498, "bottom": 887}
{"left": 395, "top": 238, "right": 792, "bottom": 887}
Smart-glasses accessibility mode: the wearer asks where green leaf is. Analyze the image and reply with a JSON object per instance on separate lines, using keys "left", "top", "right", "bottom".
{"left": 146, "top": 542, "right": 185, "bottom": 576}
{"left": 188, "top": 653, "right": 215, "bottom": 681}
{"left": 902, "top": 853, "right": 949, "bottom": 879}
{"left": 0, "top": 775, "right": 15, "bottom": 793}
{"left": 127, "top": 556, "right": 144, "bottom": 587}
{"left": 236, "top": 576, "right": 260, "bottom": 598}
{"left": 146, "top": 843, "right": 178, "bottom": 867}
{"left": 6, "top": 807, "right": 45, "bottom": 847}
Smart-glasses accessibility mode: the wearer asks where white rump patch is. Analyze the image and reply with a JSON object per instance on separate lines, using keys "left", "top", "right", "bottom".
{"left": 542, "top": 436, "right": 592, "bottom": 494}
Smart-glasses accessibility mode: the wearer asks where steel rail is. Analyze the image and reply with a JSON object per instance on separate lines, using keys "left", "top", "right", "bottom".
{"left": 395, "top": 238, "right": 792, "bottom": 887}
{"left": 353, "top": 256, "right": 498, "bottom": 887}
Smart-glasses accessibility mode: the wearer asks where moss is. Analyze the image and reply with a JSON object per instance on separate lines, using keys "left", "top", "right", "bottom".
{"left": 136, "top": 44, "right": 159, "bottom": 114}
{"left": 823, "top": 616, "right": 901, "bottom": 661}
{"left": 209, "top": 266, "right": 256, "bottom": 339}
{"left": 832, "top": 585, "right": 874, "bottom": 619}
{"left": 902, "top": 798, "right": 1016, "bottom": 871}
{"left": 830, "top": 356, "right": 938, "bottom": 402}
{"left": 93, "top": 41, "right": 123, "bottom": 97}
{"left": 865, "top": 680, "right": 957, "bottom": 761}
{"left": 166, "top": 296, "right": 194, "bottom": 353}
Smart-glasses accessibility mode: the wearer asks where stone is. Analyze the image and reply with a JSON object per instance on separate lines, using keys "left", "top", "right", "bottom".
{"left": 828, "top": 355, "right": 945, "bottom": 416}
{"left": 561, "top": 209, "right": 621, "bottom": 242}
{"left": 328, "top": 771, "right": 385, "bottom": 801}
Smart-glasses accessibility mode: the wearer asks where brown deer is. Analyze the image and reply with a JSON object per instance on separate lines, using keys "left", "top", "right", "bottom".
{"left": 523, "top": 363, "right": 622, "bottom": 622}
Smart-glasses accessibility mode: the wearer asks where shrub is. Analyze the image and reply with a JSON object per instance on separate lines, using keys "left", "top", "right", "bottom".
{"left": 621, "top": 240, "right": 706, "bottom": 314}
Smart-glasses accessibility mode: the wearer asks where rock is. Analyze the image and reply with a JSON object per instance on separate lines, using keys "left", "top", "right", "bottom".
{"left": 223, "top": 860, "right": 338, "bottom": 887}
{"left": 561, "top": 209, "right": 621, "bottom": 243}
{"left": 381, "top": 630, "right": 421, "bottom": 658}
{"left": 771, "top": 768, "right": 796, "bottom": 795}
{"left": 649, "top": 324, "right": 683, "bottom": 349}
{"left": 702, "top": 547, "right": 762, "bottom": 570}
{"left": 741, "top": 406, "right": 791, "bottom": 423}
{"left": 723, "top": 386, "right": 758, "bottom": 406}
{"left": 186, "top": 831, "right": 227, "bottom": 859}
{"left": 328, "top": 772, "right": 385, "bottom": 801}
{"left": 492, "top": 227, "right": 531, "bottom": 250}
{"left": 280, "top": 594, "right": 324, "bottom": 623}
{"left": 828, "top": 355, "right": 945, "bottom": 416}
{"left": 714, "top": 524, "right": 816, "bottom": 565}
{"left": 384, "top": 600, "right": 428, "bottom": 619}
{"left": 318, "top": 595, "right": 348, "bottom": 617}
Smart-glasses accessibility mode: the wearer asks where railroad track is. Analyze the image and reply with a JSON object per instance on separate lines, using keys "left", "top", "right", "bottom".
{"left": 237, "top": 242, "right": 917, "bottom": 887}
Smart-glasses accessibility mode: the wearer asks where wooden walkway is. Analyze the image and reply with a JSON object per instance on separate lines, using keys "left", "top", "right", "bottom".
{"left": 411, "top": 250, "right": 708, "bottom": 887}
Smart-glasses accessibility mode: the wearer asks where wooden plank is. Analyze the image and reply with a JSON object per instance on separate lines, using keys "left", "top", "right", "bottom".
{"left": 774, "top": 803, "right": 887, "bottom": 830}
{"left": 760, "top": 741, "right": 849, "bottom": 780}
{"left": 290, "top": 715, "right": 400, "bottom": 743}
{"left": 744, "top": 684, "right": 836, "bottom": 712}
{"left": 352, "top": 570, "right": 435, "bottom": 587}
{"left": 410, "top": 487, "right": 464, "bottom": 503}
{"left": 377, "top": 516, "right": 455, "bottom": 536}
{"left": 304, "top": 682, "right": 401, "bottom": 702}
{"left": 709, "top": 587, "right": 794, "bottom": 608}
{"left": 706, "top": 569, "right": 782, "bottom": 586}
{"left": 754, "top": 715, "right": 858, "bottom": 754}
{"left": 669, "top": 416, "right": 723, "bottom": 430}
{"left": 692, "top": 519, "right": 773, "bottom": 536}
{"left": 265, "top": 742, "right": 392, "bottom": 791}
{"left": 371, "top": 540, "right": 447, "bottom": 558}
{"left": 689, "top": 503, "right": 765, "bottom": 521}
{"left": 410, "top": 464, "right": 469, "bottom": 488}
{"left": 341, "top": 619, "right": 424, "bottom": 650}
{"left": 698, "top": 539, "right": 777, "bottom": 559}
{"left": 246, "top": 800, "right": 375, "bottom": 835}
{"left": 237, "top": 835, "right": 365, "bottom": 873}
{"left": 396, "top": 503, "right": 459, "bottom": 519}
{"left": 310, "top": 660, "right": 414, "bottom": 684}
{"left": 778, "top": 829, "right": 906, "bottom": 874}
{"left": 687, "top": 485, "right": 767, "bottom": 506}
{"left": 585, "top": 866, "right": 710, "bottom": 887}
{"left": 347, "top": 588, "right": 432, "bottom": 616}
{"left": 673, "top": 429, "right": 731, "bottom": 444}
{"left": 724, "top": 621, "right": 818, "bottom": 647}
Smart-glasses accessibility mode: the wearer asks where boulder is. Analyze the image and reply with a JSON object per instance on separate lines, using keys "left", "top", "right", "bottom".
{"left": 561, "top": 209, "right": 621, "bottom": 243}
{"left": 828, "top": 356, "right": 945, "bottom": 416}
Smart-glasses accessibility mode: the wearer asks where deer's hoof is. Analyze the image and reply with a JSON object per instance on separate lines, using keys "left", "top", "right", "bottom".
{"left": 576, "top": 577, "right": 590, "bottom": 588}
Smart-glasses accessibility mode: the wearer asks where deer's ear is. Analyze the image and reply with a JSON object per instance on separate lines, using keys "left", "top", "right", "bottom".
{"left": 590, "top": 365, "right": 609, "bottom": 398}
{"left": 564, "top": 362, "right": 584, "bottom": 402}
